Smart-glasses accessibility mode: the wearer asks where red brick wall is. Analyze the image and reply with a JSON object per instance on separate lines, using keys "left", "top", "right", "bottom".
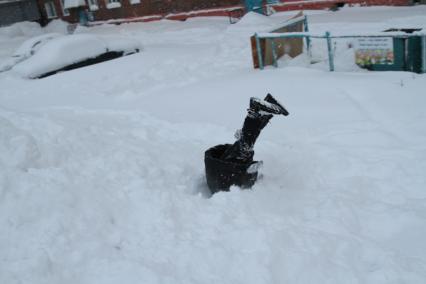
{"left": 272, "top": 0, "right": 410, "bottom": 12}
{"left": 38, "top": 0, "right": 412, "bottom": 24}
{"left": 47, "top": 0, "right": 242, "bottom": 23}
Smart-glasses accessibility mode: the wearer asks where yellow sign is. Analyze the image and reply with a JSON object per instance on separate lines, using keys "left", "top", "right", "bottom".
{"left": 355, "top": 37, "right": 394, "bottom": 66}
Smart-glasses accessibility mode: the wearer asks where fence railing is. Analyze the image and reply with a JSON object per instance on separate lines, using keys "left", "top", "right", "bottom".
{"left": 253, "top": 31, "right": 426, "bottom": 73}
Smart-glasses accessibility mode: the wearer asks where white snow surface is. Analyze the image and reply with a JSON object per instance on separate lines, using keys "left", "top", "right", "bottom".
{"left": 102, "top": 35, "right": 142, "bottom": 54}
{"left": 1, "top": 6, "right": 426, "bottom": 284}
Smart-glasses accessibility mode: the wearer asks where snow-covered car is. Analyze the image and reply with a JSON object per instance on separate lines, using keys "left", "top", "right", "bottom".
{"left": 0, "top": 33, "right": 62, "bottom": 73}
{"left": 1, "top": 34, "right": 141, "bottom": 78}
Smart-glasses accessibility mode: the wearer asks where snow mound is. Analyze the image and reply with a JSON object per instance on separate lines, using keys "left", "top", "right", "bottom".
{"left": 0, "top": 21, "right": 42, "bottom": 38}
{"left": 44, "top": 19, "right": 70, "bottom": 35}
{"left": 234, "top": 12, "right": 273, "bottom": 27}
{"left": 278, "top": 53, "right": 311, "bottom": 68}
{"left": 333, "top": 47, "right": 364, "bottom": 72}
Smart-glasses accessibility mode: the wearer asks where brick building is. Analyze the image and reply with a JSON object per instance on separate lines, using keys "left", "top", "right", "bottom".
{"left": 35, "top": 0, "right": 413, "bottom": 25}
{"left": 35, "top": 0, "right": 242, "bottom": 24}
{"left": 0, "top": 0, "right": 41, "bottom": 26}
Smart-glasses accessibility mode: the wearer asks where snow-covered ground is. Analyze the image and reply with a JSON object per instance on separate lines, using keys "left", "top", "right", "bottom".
{"left": 1, "top": 6, "right": 426, "bottom": 284}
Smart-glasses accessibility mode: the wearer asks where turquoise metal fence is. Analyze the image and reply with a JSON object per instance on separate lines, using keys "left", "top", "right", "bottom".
{"left": 422, "top": 36, "right": 426, "bottom": 74}
{"left": 245, "top": 0, "right": 264, "bottom": 13}
{"left": 253, "top": 31, "right": 426, "bottom": 73}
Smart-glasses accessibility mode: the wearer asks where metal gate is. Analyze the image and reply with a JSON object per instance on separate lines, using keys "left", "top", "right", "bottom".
{"left": 244, "top": 0, "right": 264, "bottom": 13}
{"left": 244, "top": 0, "right": 278, "bottom": 14}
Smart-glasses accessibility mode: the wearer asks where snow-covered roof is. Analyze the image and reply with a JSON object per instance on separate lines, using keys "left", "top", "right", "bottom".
{"left": 63, "top": 0, "right": 86, "bottom": 9}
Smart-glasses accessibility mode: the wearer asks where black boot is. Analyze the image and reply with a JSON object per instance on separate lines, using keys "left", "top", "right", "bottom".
{"left": 221, "top": 109, "right": 273, "bottom": 163}
{"left": 264, "top": 93, "right": 289, "bottom": 116}
{"left": 221, "top": 94, "right": 288, "bottom": 163}
{"left": 248, "top": 94, "right": 289, "bottom": 116}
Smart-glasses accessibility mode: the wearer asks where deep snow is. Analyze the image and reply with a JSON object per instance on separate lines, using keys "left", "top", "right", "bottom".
{"left": 1, "top": 6, "right": 426, "bottom": 284}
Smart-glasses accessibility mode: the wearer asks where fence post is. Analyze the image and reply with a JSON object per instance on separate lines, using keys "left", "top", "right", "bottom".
{"left": 422, "top": 36, "right": 426, "bottom": 74}
{"left": 325, "top": 31, "right": 334, "bottom": 72}
{"left": 271, "top": 39, "right": 278, "bottom": 68}
{"left": 255, "top": 33, "right": 264, "bottom": 70}
{"left": 304, "top": 15, "right": 311, "bottom": 54}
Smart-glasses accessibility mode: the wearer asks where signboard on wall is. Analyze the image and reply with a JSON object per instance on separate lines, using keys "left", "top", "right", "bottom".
{"left": 354, "top": 37, "right": 394, "bottom": 66}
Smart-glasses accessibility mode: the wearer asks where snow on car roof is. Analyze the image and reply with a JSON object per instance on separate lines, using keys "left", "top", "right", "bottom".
{"left": 13, "top": 34, "right": 107, "bottom": 78}
{"left": 9, "top": 33, "right": 141, "bottom": 78}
